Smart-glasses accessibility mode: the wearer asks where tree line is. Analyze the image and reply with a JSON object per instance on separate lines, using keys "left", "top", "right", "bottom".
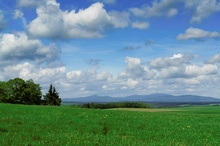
{"left": 81, "top": 102, "right": 150, "bottom": 109}
{"left": 0, "top": 78, "right": 61, "bottom": 106}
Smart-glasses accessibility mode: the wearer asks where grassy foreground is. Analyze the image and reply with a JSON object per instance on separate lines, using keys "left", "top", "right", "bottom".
{"left": 1, "top": 104, "right": 220, "bottom": 145}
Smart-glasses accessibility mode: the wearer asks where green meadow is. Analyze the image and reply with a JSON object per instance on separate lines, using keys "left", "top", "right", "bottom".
{"left": 1, "top": 103, "right": 220, "bottom": 145}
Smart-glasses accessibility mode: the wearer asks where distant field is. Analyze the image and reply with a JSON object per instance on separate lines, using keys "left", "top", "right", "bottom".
{"left": 1, "top": 103, "right": 220, "bottom": 145}
{"left": 62, "top": 101, "right": 220, "bottom": 108}
{"left": 108, "top": 108, "right": 181, "bottom": 112}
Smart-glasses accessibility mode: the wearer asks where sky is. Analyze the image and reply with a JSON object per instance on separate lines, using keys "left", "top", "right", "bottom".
{"left": 0, "top": 0, "right": 220, "bottom": 99}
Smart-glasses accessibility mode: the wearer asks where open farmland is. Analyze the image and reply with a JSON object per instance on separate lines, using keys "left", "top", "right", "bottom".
{"left": 1, "top": 103, "right": 220, "bottom": 145}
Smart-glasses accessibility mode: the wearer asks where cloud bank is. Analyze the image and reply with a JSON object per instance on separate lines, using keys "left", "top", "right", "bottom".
{"left": 1, "top": 53, "right": 220, "bottom": 98}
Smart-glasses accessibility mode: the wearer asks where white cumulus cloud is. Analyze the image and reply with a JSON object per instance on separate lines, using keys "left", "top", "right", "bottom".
{"left": 1, "top": 62, "right": 66, "bottom": 83}
{"left": 119, "top": 57, "right": 156, "bottom": 80}
{"left": 130, "top": 0, "right": 179, "bottom": 18}
{"left": 0, "top": 32, "right": 60, "bottom": 66}
{"left": 27, "top": 2, "right": 128, "bottom": 39}
{"left": 109, "top": 11, "right": 130, "bottom": 28}
{"left": 206, "top": 54, "right": 220, "bottom": 64}
{"left": 13, "top": 10, "right": 24, "bottom": 19}
{"left": 170, "top": 53, "right": 183, "bottom": 59}
{"left": 150, "top": 54, "right": 218, "bottom": 79}
{"left": 177, "top": 27, "right": 220, "bottom": 41}
{"left": 132, "top": 21, "right": 150, "bottom": 29}
{"left": 185, "top": 0, "right": 220, "bottom": 23}
{"left": 149, "top": 54, "right": 191, "bottom": 69}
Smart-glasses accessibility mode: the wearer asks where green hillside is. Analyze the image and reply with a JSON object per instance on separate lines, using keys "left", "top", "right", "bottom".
{"left": 1, "top": 103, "right": 220, "bottom": 145}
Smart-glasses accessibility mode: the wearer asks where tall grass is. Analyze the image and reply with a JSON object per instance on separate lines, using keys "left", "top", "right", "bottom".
{"left": 1, "top": 103, "right": 220, "bottom": 145}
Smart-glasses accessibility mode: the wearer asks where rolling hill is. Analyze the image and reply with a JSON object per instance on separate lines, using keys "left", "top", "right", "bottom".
{"left": 63, "top": 93, "right": 220, "bottom": 103}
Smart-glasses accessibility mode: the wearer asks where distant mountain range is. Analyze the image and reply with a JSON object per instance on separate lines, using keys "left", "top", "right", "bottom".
{"left": 62, "top": 93, "right": 220, "bottom": 103}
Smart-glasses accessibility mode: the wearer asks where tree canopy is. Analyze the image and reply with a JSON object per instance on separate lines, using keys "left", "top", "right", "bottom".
{"left": 0, "top": 78, "right": 61, "bottom": 106}
{"left": 0, "top": 78, "right": 42, "bottom": 105}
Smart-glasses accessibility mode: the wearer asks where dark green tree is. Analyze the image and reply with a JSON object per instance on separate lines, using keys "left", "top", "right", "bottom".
{"left": 6, "top": 78, "right": 26, "bottom": 104}
{"left": 1, "top": 78, "right": 42, "bottom": 105}
{"left": 23, "top": 79, "right": 42, "bottom": 105}
{"left": 43, "top": 84, "right": 61, "bottom": 106}
{"left": 0, "top": 81, "right": 8, "bottom": 102}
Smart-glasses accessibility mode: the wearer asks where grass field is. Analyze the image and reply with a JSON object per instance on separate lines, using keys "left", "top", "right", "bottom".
{"left": 1, "top": 103, "right": 220, "bottom": 145}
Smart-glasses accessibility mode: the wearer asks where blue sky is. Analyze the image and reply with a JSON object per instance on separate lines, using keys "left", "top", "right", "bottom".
{"left": 0, "top": 0, "right": 220, "bottom": 98}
